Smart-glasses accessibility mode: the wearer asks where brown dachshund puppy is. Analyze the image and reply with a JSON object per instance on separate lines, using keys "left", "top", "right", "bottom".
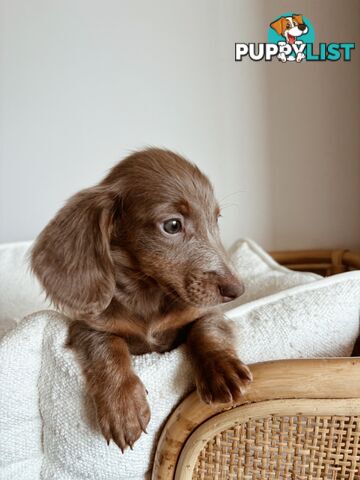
{"left": 31, "top": 148, "right": 252, "bottom": 452}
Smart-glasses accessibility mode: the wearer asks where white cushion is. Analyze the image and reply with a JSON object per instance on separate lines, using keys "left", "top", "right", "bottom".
{"left": 1, "top": 271, "right": 359, "bottom": 480}
{"left": 0, "top": 239, "right": 319, "bottom": 337}
{"left": 226, "top": 238, "right": 321, "bottom": 307}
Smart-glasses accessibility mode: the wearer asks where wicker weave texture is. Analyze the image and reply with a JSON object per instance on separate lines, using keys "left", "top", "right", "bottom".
{"left": 193, "top": 414, "right": 360, "bottom": 480}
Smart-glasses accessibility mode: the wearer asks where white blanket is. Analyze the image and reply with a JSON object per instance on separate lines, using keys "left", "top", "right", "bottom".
{"left": 1, "top": 271, "right": 360, "bottom": 480}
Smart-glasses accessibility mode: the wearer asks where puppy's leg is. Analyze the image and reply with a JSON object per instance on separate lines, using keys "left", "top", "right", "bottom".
{"left": 186, "top": 310, "right": 252, "bottom": 404}
{"left": 67, "top": 321, "right": 150, "bottom": 452}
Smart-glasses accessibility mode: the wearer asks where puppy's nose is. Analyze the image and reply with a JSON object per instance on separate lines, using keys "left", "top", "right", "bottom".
{"left": 298, "top": 23, "right": 307, "bottom": 31}
{"left": 218, "top": 279, "right": 245, "bottom": 303}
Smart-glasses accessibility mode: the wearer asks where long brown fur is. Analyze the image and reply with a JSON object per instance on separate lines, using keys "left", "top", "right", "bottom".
{"left": 31, "top": 148, "right": 252, "bottom": 451}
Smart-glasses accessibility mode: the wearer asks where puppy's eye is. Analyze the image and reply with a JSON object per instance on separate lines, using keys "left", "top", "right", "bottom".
{"left": 162, "top": 219, "right": 182, "bottom": 235}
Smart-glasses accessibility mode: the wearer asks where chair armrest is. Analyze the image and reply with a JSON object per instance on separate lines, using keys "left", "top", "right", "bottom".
{"left": 152, "top": 358, "right": 360, "bottom": 479}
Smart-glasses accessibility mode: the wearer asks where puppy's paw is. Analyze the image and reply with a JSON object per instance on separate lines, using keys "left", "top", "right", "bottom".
{"left": 195, "top": 356, "right": 252, "bottom": 405}
{"left": 296, "top": 52, "right": 306, "bottom": 62}
{"left": 94, "top": 373, "right": 150, "bottom": 452}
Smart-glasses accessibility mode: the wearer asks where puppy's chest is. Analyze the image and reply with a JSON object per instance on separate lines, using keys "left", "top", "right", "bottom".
{"left": 127, "top": 325, "right": 189, "bottom": 355}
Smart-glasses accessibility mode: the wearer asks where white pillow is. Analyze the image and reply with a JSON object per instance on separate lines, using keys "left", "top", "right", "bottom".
{"left": 0, "top": 239, "right": 319, "bottom": 337}
{"left": 1, "top": 271, "right": 359, "bottom": 480}
{"left": 226, "top": 238, "right": 321, "bottom": 307}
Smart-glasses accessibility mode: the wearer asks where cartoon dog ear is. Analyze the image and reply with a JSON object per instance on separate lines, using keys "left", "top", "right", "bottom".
{"left": 270, "top": 17, "right": 285, "bottom": 35}
{"left": 293, "top": 14, "right": 304, "bottom": 25}
{"left": 31, "top": 186, "right": 119, "bottom": 317}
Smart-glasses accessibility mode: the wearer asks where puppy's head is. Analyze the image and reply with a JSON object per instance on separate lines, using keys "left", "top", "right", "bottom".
{"left": 31, "top": 148, "right": 244, "bottom": 316}
{"left": 270, "top": 15, "right": 308, "bottom": 43}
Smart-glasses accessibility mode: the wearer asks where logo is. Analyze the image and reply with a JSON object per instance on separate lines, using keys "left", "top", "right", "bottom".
{"left": 235, "top": 12, "right": 355, "bottom": 63}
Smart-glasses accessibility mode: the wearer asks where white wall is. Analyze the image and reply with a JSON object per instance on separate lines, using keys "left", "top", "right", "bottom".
{"left": 1, "top": 1, "right": 359, "bottom": 250}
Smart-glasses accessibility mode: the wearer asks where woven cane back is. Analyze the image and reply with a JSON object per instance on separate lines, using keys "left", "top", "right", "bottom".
{"left": 152, "top": 359, "right": 360, "bottom": 480}
{"left": 191, "top": 400, "right": 360, "bottom": 480}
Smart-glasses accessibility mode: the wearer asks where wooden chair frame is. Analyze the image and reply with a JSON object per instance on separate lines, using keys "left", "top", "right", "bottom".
{"left": 270, "top": 248, "right": 360, "bottom": 276}
{"left": 152, "top": 359, "right": 360, "bottom": 479}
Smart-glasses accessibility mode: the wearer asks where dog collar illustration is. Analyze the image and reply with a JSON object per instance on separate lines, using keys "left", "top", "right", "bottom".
{"left": 235, "top": 13, "right": 355, "bottom": 63}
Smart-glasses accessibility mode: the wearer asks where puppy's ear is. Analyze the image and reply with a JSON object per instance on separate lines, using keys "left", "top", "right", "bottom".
{"left": 31, "top": 186, "right": 118, "bottom": 316}
{"left": 270, "top": 17, "right": 285, "bottom": 35}
{"left": 293, "top": 13, "right": 304, "bottom": 25}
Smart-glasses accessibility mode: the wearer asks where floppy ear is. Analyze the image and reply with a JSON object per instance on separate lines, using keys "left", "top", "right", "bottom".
{"left": 31, "top": 186, "right": 118, "bottom": 316}
{"left": 293, "top": 14, "right": 304, "bottom": 25}
{"left": 270, "top": 17, "right": 285, "bottom": 36}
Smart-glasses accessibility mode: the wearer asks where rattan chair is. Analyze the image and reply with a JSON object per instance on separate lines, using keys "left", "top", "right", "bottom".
{"left": 152, "top": 249, "right": 360, "bottom": 480}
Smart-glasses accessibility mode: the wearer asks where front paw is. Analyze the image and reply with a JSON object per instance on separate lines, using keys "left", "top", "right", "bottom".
{"left": 195, "top": 356, "right": 252, "bottom": 405}
{"left": 296, "top": 52, "right": 306, "bottom": 62}
{"left": 94, "top": 373, "right": 151, "bottom": 452}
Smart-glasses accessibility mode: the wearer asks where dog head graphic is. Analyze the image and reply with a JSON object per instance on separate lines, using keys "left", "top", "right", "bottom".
{"left": 270, "top": 14, "right": 308, "bottom": 44}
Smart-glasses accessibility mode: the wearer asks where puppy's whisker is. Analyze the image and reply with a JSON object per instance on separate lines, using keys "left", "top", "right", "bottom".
{"left": 219, "top": 202, "right": 242, "bottom": 211}
{"left": 219, "top": 189, "right": 246, "bottom": 203}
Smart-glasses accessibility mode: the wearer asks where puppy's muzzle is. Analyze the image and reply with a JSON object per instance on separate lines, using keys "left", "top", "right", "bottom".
{"left": 218, "top": 276, "right": 245, "bottom": 303}
{"left": 298, "top": 23, "right": 307, "bottom": 32}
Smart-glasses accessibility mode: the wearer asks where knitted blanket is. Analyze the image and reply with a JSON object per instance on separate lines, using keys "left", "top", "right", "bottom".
{"left": 1, "top": 271, "right": 360, "bottom": 479}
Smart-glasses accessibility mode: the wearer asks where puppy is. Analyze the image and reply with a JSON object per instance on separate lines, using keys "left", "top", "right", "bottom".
{"left": 31, "top": 148, "right": 252, "bottom": 451}
{"left": 270, "top": 14, "right": 308, "bottom": 62}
